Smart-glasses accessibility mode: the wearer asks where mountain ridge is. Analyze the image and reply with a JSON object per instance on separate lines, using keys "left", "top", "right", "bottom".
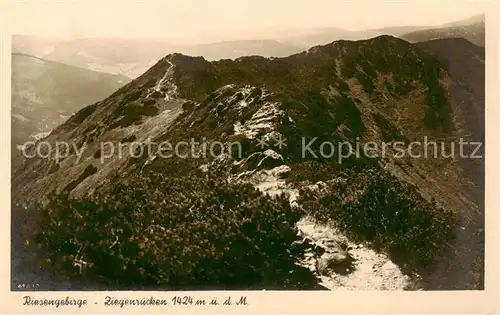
{"left": 12, "top": 35, "right": 484, "bottom": 290}
{"left": 13, "top": 34, "right": 471, "bottom": 205}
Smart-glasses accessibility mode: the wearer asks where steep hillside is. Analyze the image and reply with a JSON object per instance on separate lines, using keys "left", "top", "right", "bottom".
{"left": 11, "top": 53, "right": 130, "bottom": 148}
{"left": 414, "top": 38, "right": 485, "bottom": 289}
{"left": 12, "top": 35, "right": 484, "bottom": 291}
{"left": 416, "top": 37, "right": 484, "bottom": 190}
{"left": 416, "top": 38, "right": 484, "bottom": 139}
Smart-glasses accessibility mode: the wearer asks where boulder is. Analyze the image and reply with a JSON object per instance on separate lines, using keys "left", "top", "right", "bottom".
{"left": 316, "top": 251, "right": 352, "bottom": 276}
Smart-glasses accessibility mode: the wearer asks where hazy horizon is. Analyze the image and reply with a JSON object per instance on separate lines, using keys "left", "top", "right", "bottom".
{"left": 5, "top": 0, "right": 487, "bottom": 45}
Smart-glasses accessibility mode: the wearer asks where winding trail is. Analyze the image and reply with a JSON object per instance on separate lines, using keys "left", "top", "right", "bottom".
{"left": 146, "top": 59, "right": 176, "bottom": 100}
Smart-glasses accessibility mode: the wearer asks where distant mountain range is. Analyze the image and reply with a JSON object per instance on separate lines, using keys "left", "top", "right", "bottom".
{"left": 275, "top": 25, "right": 430, "bottom": 48}
{"left": 11, "top": 53, "right": 130, "bottom": 148}
{"left": 280, "top": 14, "right": 485, "bottom": 48}
{"left": 13, "top": 36, "right": 305, "bottom": 78}
{"left": 401, "top": 14, "right": 485, "bottom": 47}
{"left": 12, "top": 14, "right": 485, "bottom": 79}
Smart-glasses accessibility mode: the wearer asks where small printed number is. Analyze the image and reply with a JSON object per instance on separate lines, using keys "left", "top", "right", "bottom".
{"left": 17, "top": 283, "right": 41, "bottom": 289}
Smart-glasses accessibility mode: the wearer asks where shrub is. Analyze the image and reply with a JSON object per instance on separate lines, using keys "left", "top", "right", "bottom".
{"left": 356, "top": 72, "right": 375, "bottom": 94}
{"left": 299, "top": 168, "right": 455, "bottom": 269}
{"left": 67, "top": 103, "right": 98, "bottom": 125}
{"left": 35, "top": 165, "right": 319, "bottom": 290}
{"left": 372, "top": 113, "right": 410, "bottom": 143}
{"left": 120, "top": 135, "right": 137, "bottom": 143}
{"left": 63, "top": 164, "right": 98, "bottom": 193}
{"left": 110, "top": 100, "right": 160, "bottom": 129}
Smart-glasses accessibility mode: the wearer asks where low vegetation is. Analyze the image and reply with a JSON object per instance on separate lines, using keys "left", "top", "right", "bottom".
{"left": 299, "top": 167, "right": 456, "bottom": 269}
{"left": 34, "top": 159, "right": 320, "bottom": 289}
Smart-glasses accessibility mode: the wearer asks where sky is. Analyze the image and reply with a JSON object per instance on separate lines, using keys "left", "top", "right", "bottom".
{"left": 3, "top": 0, "right": 488, "bottom": 44}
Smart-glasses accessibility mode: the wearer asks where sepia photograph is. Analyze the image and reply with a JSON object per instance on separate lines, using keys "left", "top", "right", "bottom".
{"left": 1, "top": 0, "right": 498, "bottom": 312}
